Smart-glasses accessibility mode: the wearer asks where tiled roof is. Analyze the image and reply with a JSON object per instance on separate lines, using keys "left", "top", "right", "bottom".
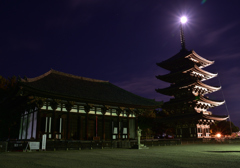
{"left": 156, "top": 49, "right": 214, "bottom": 71}
{"left": 160, "top": 113, "right": 228, "bottom": 123}
{"left": 20, "top": 70, "right": 161, "bottom": 108}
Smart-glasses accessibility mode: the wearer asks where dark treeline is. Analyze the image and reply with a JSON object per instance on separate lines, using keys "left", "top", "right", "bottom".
{"left": 0, "top": 76, "right": 19, "bottom": 140}
{"left": 138, "top": 107, "right": 175, "bottom": 138}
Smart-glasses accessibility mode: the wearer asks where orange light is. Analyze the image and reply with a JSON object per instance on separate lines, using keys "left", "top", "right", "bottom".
{"left": 216, "top": 133, "right": 221, "bottom": 138}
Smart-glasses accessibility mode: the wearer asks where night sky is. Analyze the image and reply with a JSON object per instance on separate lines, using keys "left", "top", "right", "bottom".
{"left": 1, "top": 1, "right": 240, "bottom": 128}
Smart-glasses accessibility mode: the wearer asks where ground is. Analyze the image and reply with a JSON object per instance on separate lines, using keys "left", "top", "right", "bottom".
{"left": 0, "top": 144, "right": 240, "bottom": 168}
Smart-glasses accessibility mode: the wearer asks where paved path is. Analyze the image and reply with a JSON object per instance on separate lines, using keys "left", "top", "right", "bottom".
{"left": 0, "top": 144, "right": 240, "bottom": 168}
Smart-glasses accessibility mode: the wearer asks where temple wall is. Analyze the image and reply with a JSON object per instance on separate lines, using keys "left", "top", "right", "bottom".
{"left": 18, "top": 101, "right": 139, "bottom": 141}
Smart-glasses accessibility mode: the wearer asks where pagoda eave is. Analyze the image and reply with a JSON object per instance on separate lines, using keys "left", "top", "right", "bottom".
{"left": 187, "top": 50, "right": 215, "bottom": 68}
{"left": 203, "top": 114, "right": 229, "bottom": 121}
{"left": 156, "top": 60, "right": 194, "bottom": 71}
{"left": 183, "top": 64, "right": 218, "bottom": 81}
{"left": 199, "top": 96, "right": 225, "bottom": 106}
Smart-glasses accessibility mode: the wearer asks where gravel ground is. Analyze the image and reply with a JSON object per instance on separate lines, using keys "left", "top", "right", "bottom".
{"left": 0, "top": 144, "right": 240, "bottom": 168}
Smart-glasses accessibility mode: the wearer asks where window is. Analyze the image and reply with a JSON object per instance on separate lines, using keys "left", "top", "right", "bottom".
{"left": 105, "top": 109, "right": 110, "bottom": 115}
{"left": 56, "top": 104, "right": 61, "bottom": 111}
{"left": 41, "top": 102, "right": 47, "bottom": 110}
{"left": 48, "top": 117, "right": 52, "bottom": 138}
{"left": 89, "top": 107, "right": 95, "bottom": 114}
{"left": 71, "top": 105, "right": 78, "bottom": 113}
{"left": 79, "top": 106, "right": 85, "bottom": 113}
{"left": 112, "top": 109, "right": 117, "bottom": 116}
{"left": 96, "top": 107, "right": 102, "bottom": 115}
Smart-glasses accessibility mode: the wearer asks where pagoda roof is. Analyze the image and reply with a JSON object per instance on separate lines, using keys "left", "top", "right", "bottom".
{"left": 19, "top": 69, "right": 161, "bottom": 108}
{"left": 156, "top": 71, "right": 190, "bottom": 83}
{"left": 156, "top": 83, "right": 190, "bottom": 96}
{"left": 162, "top": 96, "right": 196, "bottom": 109}
{"left": 197, "top": 96, "right": 225, "bottom": 107}
{"left": 186, "top": 50, "right": 214, "bottom": 68}
{"left": 159, "top": 113, "right": 228, "bottom": 123}
{"left": 181, "top": 80, "right": 221, "bottom": 94}
{"left": 156, "top": 64, "right": 217, "bottom": 83}
{"left": 203, "top": 114, "right": 229, "bottom": 121}
{"left": 156, "top": 80, "right": 221, "bottom": 96}
{"left": 162, "top": 94, "right": 224, "bottom": 110}
{"left": 183, "top": 64, "right": 217, "bottom": 81}
{"left": 157, "top": 49, "right": 214, "bottom": 71}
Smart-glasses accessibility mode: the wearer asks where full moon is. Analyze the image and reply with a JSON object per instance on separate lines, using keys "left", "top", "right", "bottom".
{"left": 180, "top": 16, "right": 187, "bottom": 24}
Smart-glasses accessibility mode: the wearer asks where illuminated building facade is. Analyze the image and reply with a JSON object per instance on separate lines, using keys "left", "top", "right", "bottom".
{"left": 16, "top": 70, "right": 160, "bottom": 141}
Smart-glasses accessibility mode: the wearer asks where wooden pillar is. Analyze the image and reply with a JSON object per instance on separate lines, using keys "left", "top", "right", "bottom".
{"left": 102, "top": 115, "right": 105, "bottom": 140}
{"left": 95, "top": 116, "right": 98, "bottom": 137}
{"left": 84, "top": 105, "right": 90, "bottom": 140}
{"left": 118, "top": 115, "right": 120, "bottom": 139}
{"left": 25, "top": 109, "right": 29, "bottom": 139}
{"left": 101, "top": 107, "right": 107, "bottom": 140}
{"left": 67, "top": 110, "right": 71, "bottom": 139}
{"left": 35, "top": 99, "right": 44, "bottom": 140}
{"left": 86, "top": 112, "right": 89, "bottom": 140}
{"left": 126, "top": 110, "right": 130, "bottom": 140}
{"left": 65, "top": 102, "right": 73, "bottom": 140}
{"left": 31, "top": 110, "right": 34, "bottom": 138}
{"left": 52, "top": 109, "right": 56, "bottom": 139}
{"left": 20, "top": 113, "right": 24, "bottom": 139}
{"left": 135, "top": 111, "right": 139, "bottom": 138}
{"left": 77, "top": 116, "right": 81, "bottom": 140}
{"left": 50, "top": 101, "right": 58, "bottom": 139}
{"left": 116, "top": 109, "right": 122, "bottom": 140}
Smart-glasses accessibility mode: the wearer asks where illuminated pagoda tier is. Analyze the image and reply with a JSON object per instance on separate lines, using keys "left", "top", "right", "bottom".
{"left": 156, "top": 21, "right": 228, "bottom": 138}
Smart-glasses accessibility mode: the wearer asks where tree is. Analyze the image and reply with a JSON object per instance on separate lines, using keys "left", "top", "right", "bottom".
{"left": 138, "top": 105, "right": 176, "bottom": 138}
{"left": 138, "top": 109, "right": 157, "bottom": 136}
{"left": 0, "top": 75, "right": 18, "bottom": 140}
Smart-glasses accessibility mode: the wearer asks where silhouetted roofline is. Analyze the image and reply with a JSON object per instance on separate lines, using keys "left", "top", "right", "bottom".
{"left": 21, "top": 69, "right": 108, "bottom": 83}
{"left": 19, "top": 70, "right": 161, "bottom": 108}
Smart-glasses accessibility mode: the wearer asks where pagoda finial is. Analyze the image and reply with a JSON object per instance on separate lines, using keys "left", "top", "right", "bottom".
{"left": 180, "top": 16, "right": 187, "bottom": 50}
{"left": 180, "top": 23, "right": 186, "bottom": 50}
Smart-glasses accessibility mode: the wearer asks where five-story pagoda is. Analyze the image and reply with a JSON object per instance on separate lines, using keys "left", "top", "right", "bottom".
{"left": 156, "top": 16, "right": 228, "bottom": 138}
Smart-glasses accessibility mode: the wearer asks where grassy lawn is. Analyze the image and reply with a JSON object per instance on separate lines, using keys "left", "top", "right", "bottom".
{"left": 0, "top": 144, "right": 240, "bottom": 168}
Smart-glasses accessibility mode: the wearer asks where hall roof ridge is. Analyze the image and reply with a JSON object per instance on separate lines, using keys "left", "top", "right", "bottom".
{"left": 21, "top": 69, "right": 109, "bottom": 83}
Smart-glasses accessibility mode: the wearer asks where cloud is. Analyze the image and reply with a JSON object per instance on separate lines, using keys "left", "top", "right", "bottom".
{"left": 202, "top": 22, "right": 237, "bottom": 45}
{"left": 215, "top": 67, "right": 240, "bottom": 101}
{"left": 211, "top": 52, "right": 240, "bottom": 61}
{"left": 113, "top": 75, "right": 171, "bottom": 101}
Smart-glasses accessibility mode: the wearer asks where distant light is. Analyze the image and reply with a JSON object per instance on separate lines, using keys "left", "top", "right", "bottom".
{"left": 180, "top": 16, "right": 187, "bottom": 24}
{"left": 216, "top": 133, "right": 221, "bottom": 138}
